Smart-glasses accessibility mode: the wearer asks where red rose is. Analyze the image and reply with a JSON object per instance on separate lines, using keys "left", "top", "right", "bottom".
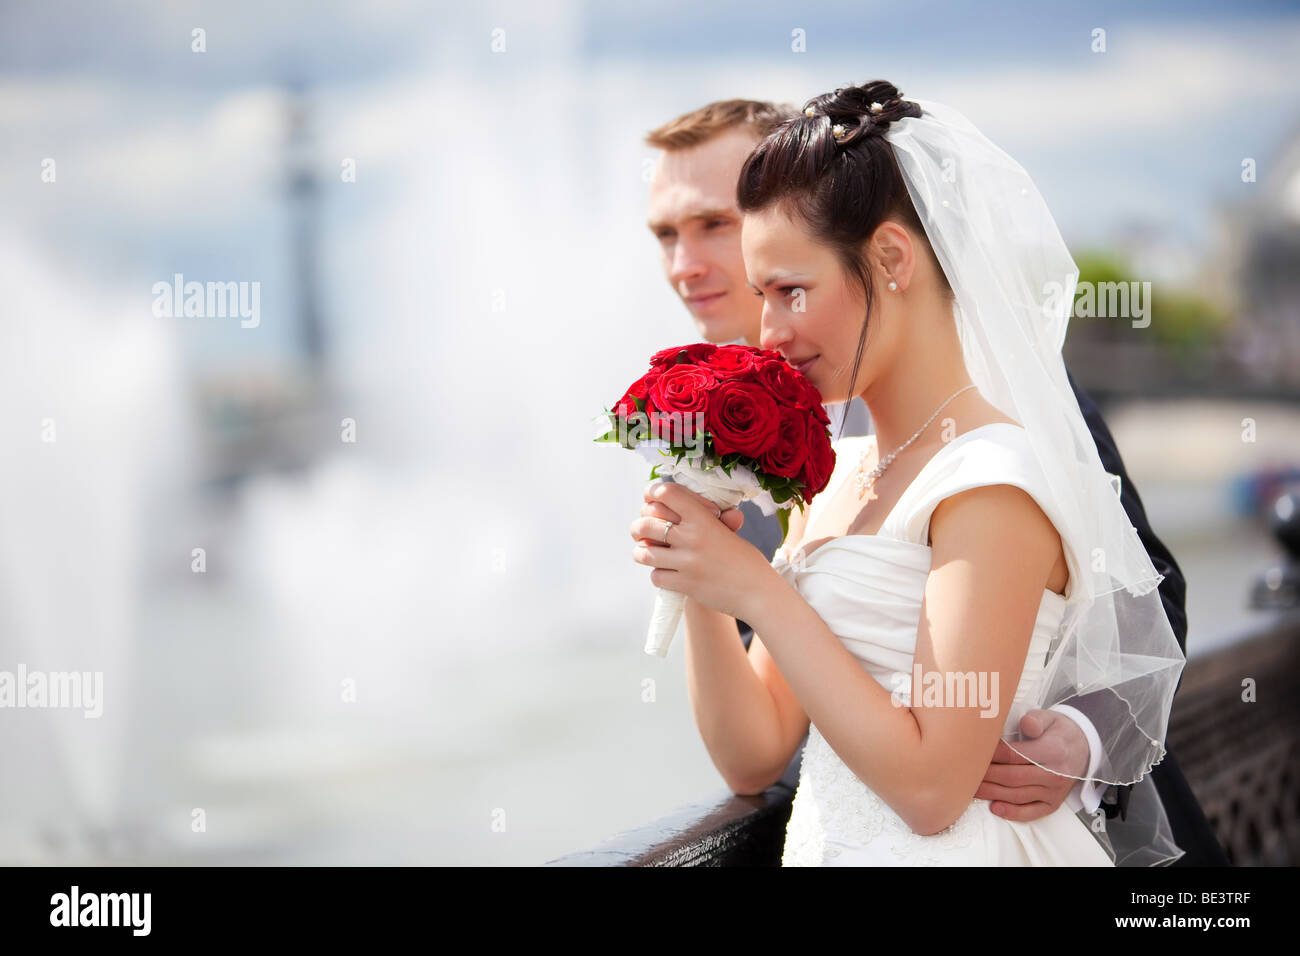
{"left": 806, "top": 391, "right": 831, "bottom": 427}
{"left": 704, "top": 344, "right": 759, "bottom": 379}
{"left": 799, "top": 414, "right": 836, "bottom": 499}
{"left": 789, "top": 372, "right": 831, "bottom": 426}
{"left": 649, "top": 342, "right": 717, "bottom": 369}
{"left": 755, "top": 359, "right": 806, "bottom": 407}
{"left": 614, "top": 369, "right": 661, "bottom": 418}
{"left": 648, "top": 364, "right": 715, "bottom": 441}
{"left": 760, "top": 405, "right": 810, "bottom": 479}
{"left": 706, "top": 381, "right": 779, "bottom": 459}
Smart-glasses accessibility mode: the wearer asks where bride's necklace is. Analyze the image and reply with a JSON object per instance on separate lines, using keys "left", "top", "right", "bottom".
{"left": 854, "top": 384, "right": 977, "bottom": 500}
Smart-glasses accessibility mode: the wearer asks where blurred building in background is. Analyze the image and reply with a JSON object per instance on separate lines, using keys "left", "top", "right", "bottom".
{"left": 193, "top": 84, "right": 336, "bottom": 497}
{"left": 1221, "top": 120, "right": 1300, "bottom": 392}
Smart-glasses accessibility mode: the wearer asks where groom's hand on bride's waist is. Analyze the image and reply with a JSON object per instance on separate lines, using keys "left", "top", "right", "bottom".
{"left": 973, "top": 709, "right": 1090, "bottom": 823}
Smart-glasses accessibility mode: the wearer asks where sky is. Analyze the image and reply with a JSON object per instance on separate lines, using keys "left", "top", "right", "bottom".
{"left": 3, "top": 3, "right": 1298, "bottom": 353}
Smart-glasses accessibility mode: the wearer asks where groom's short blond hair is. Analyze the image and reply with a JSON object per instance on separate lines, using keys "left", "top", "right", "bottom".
{"left": 645, "top": 99, "right": 800, "bottom": 151}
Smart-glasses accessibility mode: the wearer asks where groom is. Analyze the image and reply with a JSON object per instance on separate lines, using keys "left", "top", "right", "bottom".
{"left": 643, "top": 98, "right": 1227, "bottom": 866}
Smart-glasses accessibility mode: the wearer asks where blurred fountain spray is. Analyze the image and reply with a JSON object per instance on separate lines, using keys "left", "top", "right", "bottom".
{"left": 0, "top": 229, "right": 196, "bottom": 861}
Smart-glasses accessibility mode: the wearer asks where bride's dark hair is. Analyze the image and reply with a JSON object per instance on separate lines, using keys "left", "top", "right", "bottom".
{"left": 736, "top": 80, "right": 952, "bottom": 438}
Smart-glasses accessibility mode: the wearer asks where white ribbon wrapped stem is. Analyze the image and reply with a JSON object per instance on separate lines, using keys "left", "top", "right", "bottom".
{"left": 637, "top": 443, "right": 787, "bottom": 657}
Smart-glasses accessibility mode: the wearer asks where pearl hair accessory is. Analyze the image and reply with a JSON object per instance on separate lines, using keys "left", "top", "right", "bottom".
{"left": 813, "top": 97, "right": 896, "bottom": 142}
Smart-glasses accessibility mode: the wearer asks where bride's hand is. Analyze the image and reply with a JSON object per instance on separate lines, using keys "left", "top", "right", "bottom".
{"left": 636, "top": 493, "right": 745, "bottom": 535}
{"left": 629, "top": 482, "right": 769, "bottom": 620}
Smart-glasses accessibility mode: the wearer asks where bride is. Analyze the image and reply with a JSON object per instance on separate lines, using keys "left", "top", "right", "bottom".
{"left": 629, "top": 81, "right": 1186, "bottom": 865}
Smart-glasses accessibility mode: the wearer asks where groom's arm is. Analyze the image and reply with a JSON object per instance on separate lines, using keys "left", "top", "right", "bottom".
{"left": 1048, "top": 704, "right": 1105, "bottom": 813}
{"left": 1046, "top": 692, "right": 1139, "bottom": 814}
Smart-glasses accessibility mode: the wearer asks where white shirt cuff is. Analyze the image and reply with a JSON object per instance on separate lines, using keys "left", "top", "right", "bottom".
{"left": 1049, "top": 703, "right": 1105, "bottom": 815}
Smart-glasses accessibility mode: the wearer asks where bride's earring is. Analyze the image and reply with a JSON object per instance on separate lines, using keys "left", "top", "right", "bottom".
{"left": 887, "top": 277, "right": 898, "bottom": 291}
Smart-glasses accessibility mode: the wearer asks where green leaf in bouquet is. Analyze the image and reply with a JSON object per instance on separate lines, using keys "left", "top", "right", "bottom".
{"left": 777, "top": 506, "right": 790, "bottom": 542}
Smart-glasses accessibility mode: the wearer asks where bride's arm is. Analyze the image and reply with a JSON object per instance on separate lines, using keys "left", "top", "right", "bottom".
{"left": 684, "top": 499, "right": 813, "bottom": 794}
{"left": 640, "top": 492, "right": 810, "bottom": 794}
{"left": 741, "top": 483, "right": 1062, "bottom": 835}
{"left": 682, "top": 599, "right": 796, "bottom": 794}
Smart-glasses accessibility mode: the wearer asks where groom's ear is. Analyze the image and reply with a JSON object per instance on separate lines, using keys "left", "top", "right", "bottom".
{"left": 870, "top": 220, "right": 917, "bottom": 292}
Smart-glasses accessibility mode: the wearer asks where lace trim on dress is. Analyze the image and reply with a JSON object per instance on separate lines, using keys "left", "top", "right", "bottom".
{"left": 782, "top": 724, "right": 984, "bottom": 866}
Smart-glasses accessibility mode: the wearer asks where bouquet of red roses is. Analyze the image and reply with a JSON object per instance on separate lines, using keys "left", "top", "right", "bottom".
{"left": 593, "top": 342, "right": 836, "bottom": 657}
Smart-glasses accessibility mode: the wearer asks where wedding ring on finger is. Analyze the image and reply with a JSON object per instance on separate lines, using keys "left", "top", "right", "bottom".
{"left": 661, "top": 518, "right": 675, "bottom": 545}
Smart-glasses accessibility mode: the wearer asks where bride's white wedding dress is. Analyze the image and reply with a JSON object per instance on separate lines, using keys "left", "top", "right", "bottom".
{"left": 774, "top": 423, "right": 1113, "bottom": 866}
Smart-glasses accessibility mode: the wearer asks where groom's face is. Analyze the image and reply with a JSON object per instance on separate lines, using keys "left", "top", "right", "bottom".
{"left": 646, "top": 128, "right": 763, "bottom": 345}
